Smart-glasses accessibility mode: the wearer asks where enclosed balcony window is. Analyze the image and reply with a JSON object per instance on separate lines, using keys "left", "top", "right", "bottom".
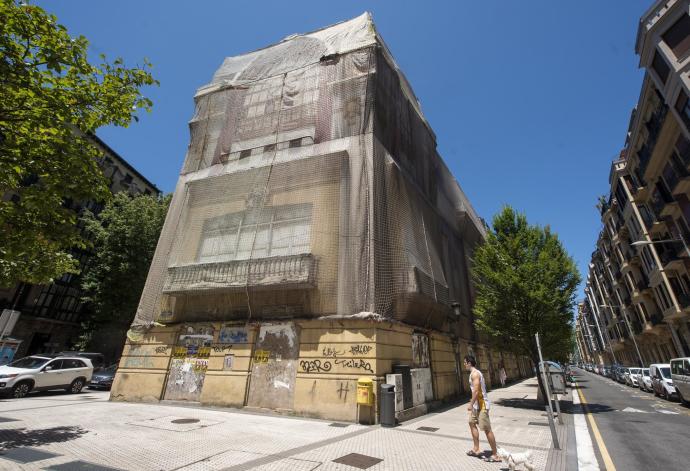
{"left": 197, "top": 204, "right": 312, "bottom": 263}
{"left": 651, "top": 51, "right": 671, "bottom": 85}
{"left": 674, "top": 90, "right": 690, "bottom": 131}
{"left": 662, "top": 14, "right": 690, "bottom": 59}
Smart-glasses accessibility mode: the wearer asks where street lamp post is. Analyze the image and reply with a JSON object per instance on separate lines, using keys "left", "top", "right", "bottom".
{"left": 600, "top": 304, "right": 644, "bottom": 368}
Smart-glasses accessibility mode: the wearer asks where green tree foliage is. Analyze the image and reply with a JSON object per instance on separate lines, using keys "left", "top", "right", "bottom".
{"left": 79, "top": 192, "right": 170, "bottom": 357}
{"left": 472, "top": 206, "right": 580, "bottom": 368}
{"left": 0, "top": 0, "right": 157, "bottom": 287}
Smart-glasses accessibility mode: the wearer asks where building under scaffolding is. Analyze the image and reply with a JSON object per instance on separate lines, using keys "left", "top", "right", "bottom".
{"left": 111, "top": 13, "right": 531, "bottom": 422}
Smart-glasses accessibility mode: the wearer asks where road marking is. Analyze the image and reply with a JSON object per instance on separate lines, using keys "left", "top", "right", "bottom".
{"left": 657, "top": 409, "right": 679, "bottom": 415}
{"left": 575, "top": 385, "right": 616, "bottom": 471}
{"left": 621, "top": 407, "right": 648, "bottom": 413}
{"left": 572, "top": 385, "right": 600, "bottom": 471}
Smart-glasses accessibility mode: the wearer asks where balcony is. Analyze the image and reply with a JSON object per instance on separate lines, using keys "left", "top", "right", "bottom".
{"left": 402, "top": 266, "right": 450, "bottom": 305}
{"left": 162, "top": 254, "right": 317, "bottom": 294}
{"left": 676, "top": 292, "right": 690, "bottom": 310}
{"left": 650, "top": 312, "right": 664, "bottom": 326}
{"left": 658, "top": 248, "right": 686, "bottom": 272}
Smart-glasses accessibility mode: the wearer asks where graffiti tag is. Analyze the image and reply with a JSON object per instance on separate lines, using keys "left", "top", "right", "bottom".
{"left": 335, "top": 358, "right": 373, "bottom": 373}
{"left": 349, "top": 344, "right": 372, "bottom": 355}
{"left": 154, "top": 345, "right": 170, "bottom": 354}
{"left": 300, "top": 360, "right": 332, "bottom": 373}
{"left": 322, "top": 347, "right": 345, "bottom": 358}
{"left": 212, "top": 345, "right": 233, "bottom": 353}
{"left": 337, "top": 382, "right": 350, "bottom": 401}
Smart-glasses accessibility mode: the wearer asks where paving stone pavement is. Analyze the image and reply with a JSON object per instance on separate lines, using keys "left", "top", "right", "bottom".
{"left": 0, "top": 376, "right": 570, "bottom": 470}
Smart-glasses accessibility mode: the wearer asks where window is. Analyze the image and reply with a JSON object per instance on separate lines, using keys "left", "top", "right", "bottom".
{"left": 289, "top": 138, "right": 302, "bottom": 148}
{"left": 46, "top": 360, "right": 64, "bottom": 370}
{"left": 675, "top": 90, "right": 690, "bottom": 131}
{"left": 662, "top": 14, "right": 690, "bottom": 59}
{"left": 239, "top": 149, "right": 252, "bottom": 160}
{"left": 652, "top": 51, "right": 671, "bottom": 84}
{"left": 263, "top": 144, "right": 276, "bottom": 153}
{"left": 198, "top": 204, "right": 312, "bottom": 263}
{"left": 63, "top": 359, "right": 86, "bottom": 369}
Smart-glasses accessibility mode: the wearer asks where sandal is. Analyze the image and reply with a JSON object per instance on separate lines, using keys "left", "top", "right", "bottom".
{"left": 483, "top": 455, "right": 502, "bottom": 463}
{"left": 466, "top": 450, "right": 482, "bottom": 457}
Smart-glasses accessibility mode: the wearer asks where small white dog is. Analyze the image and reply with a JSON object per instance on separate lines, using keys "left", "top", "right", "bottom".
{"left": 497, "top": 447, "right": 535, "bottom": 471}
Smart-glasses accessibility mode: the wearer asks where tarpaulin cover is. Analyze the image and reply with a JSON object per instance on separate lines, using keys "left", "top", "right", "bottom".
{"left": 131, "top": 12, "right": 486, "bottom": 333}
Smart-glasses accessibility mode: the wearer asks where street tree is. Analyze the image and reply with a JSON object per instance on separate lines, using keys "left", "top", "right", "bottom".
{"left": 0, "top": 0, "right": 157, "bottom": 287}
{"left": 79, "top": 192, "right": 170, "bottom": 360}
{"left": 472, "top": 206, "right": 580, "bottom": 397}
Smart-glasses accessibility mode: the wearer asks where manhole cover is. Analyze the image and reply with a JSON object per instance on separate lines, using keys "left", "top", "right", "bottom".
{"left": 171, "top": 418, "right": 200, "bottom": 424}
{"left": 417, "top": 426, "right": 439, "bottom": 432}
{"left": 333, "top": 453, "right": 383, "bottom": 469}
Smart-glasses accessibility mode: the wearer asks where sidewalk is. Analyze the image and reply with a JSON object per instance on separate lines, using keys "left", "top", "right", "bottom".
{"left": 0, "top": 376, "right": 574, "bottom": 470}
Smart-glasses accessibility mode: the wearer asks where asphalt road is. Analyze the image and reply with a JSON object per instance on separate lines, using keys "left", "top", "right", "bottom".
{"left": 573, "top": 367, "right": 690, "bottom": 471}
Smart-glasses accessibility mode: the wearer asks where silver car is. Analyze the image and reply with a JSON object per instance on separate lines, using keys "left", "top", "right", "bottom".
{"left": 638, "top": 368, "right": 652, "bottom": 392}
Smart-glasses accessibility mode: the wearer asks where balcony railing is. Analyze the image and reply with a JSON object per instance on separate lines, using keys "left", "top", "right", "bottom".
{"left": 650, "top": 313, "right": 664, "bottom": 326}
{"left": 162, "top": 254, "right": 317, "bottom": 294}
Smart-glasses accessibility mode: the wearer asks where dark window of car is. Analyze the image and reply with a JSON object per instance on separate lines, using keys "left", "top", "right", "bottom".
{"left": 46, "top": 360, "right": 64, "bottom": 370}
{"left": 662, "top": 14, "right": 690, "bottom": 59}
{"left": 63, "top": 359, "right": 86, "bottom": 369}
{"left": 652, "top": 51, "right": 671, "bottom": 84}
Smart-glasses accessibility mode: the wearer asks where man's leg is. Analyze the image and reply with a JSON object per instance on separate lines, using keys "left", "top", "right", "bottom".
{"left": 485, "top": 430, "right": 498, "bottom": 457}
{"left": 469, "top": 422, "right": 480, "bottom": 453}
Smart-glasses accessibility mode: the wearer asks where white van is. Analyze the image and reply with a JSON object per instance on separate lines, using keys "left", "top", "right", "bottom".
{"left": 670, "top": 357, "right": 690, "bottom": 405}
{"left": 650, "top": 363, "right": 676, "bottom": 400}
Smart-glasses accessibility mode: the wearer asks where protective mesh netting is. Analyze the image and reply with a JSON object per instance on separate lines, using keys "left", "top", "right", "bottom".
{"left": 132, "top": 13, "right": 485, "bottom": 332}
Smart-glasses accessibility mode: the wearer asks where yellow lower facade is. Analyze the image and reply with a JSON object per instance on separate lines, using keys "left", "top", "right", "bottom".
{"left": 111, "top": 319, "right": 531, "bottom": 422}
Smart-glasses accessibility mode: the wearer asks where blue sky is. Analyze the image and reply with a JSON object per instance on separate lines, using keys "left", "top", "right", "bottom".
{"left": 38, "top": 0, "right": 652, "bottom": 298}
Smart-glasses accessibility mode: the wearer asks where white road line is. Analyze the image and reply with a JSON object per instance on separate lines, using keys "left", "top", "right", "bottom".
{"left": 573, "top": 388, "right": 601, "bottom": 471}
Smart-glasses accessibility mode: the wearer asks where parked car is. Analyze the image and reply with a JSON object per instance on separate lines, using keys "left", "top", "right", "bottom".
{"left": 650, "top": 363, "right": 677, "bottom": 400}
{"left": 0, "top": 355, "right": 93, "bottom": 398}
{"left": 88, "top": 364, "right": 117, "bottom": 390}
{"left": 618, "top": 367, "right": 630, "bottom": 384}
{"left": 627, "top": 367, "right": 642, "bottom": 387}
{"left": 638, "top": 368, "right": 652, "bottom": 392}
{"left": 670, "top": 357, "right": 690, "bottom": 405}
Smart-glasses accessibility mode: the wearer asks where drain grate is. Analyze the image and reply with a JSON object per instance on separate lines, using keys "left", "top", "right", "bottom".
{"left": 528, "top": 421, "right": 549, "bottom": 427}
{"left": 417, "top": 426, "right": 439, "bottom": 432}
{"left": 329, "top": 422, "right": 350, "bottom": 428}
{"left": 171, "top": 418, "right": 200, "bottom": 424}
{"left": 333, "top": 453, "right": 383, "bottom": 469}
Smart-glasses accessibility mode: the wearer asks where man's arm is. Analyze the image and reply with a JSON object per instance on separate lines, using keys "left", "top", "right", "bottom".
{"left": 468, "top": 370, "right": 479, "bottom": 409}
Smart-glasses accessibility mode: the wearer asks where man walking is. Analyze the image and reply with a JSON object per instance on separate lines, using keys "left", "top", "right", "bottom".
{"left": 464, "top": 355, "right": 500, "bottom": 463}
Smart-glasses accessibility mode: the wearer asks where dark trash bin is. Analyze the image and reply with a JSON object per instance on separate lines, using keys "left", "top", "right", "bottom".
{"left": 380, "top": 383, "right": 396, "bottom": 427}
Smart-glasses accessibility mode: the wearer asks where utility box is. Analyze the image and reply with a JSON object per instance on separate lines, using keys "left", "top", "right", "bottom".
{"left": 357, "top": 377, "right": 374, "bottom": 405}
{"left": 539, "top": 361, "right": 566, "bottom": 394}
{"left": 385, "top": 373, "right": 404, "bottom": 411}
{"left": 392, "top": 364, "right": 413, "bottom": 409}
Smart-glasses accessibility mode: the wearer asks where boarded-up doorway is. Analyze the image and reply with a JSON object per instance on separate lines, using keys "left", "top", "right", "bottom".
{"left": 163, "top": 325, "right": 214, "bottom": 402}
{"left": 246, "top": 322, "right": 299, "bottom": 410}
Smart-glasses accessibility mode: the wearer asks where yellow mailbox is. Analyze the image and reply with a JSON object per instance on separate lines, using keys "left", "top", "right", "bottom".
{"left": 357, "top": 377, "right": 374, "bottom": 405}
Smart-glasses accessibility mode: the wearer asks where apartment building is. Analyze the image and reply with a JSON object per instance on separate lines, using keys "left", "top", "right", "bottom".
{"left": 582, "top": 0, "right": 690, "bottom": 367}
{"left": 0, "top": 134, "right": 160, "bottom": 360}
{"left": 111, "top": 14, "right": 531, "bottom": 422}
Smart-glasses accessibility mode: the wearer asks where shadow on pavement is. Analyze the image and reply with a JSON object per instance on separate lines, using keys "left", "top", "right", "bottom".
{"left": 494, "top": 398, "right": 548, "bottom": 411}
{"left": 0, "top": 426, "right": 88, "bottom": 449}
